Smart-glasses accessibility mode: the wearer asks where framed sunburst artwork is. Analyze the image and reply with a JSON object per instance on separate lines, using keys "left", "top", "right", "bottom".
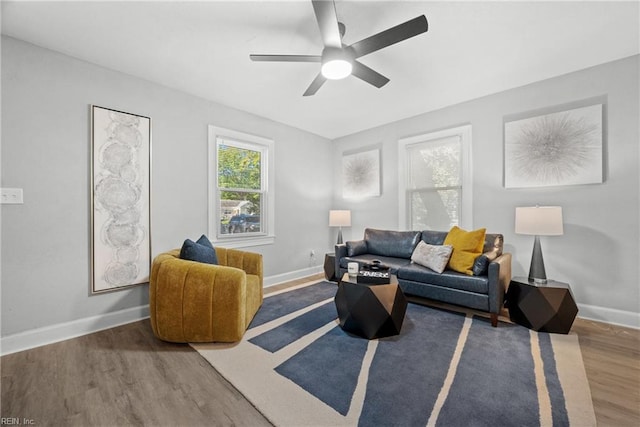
{"left": 342, "top": 147, "right": 381, "bottom": 199}
{"left": 504, "top": 103, "right": 603, "bottom": 188}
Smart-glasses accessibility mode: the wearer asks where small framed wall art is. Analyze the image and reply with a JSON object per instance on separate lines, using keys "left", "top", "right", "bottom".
{"left": 504, "top": 103, "right": 603, "bottom": 188}
{"left": 342, "top": 147, "right": 381, "bottom": 198}
{"left": 91, "top": 105, "right": 152, "bottom": 293}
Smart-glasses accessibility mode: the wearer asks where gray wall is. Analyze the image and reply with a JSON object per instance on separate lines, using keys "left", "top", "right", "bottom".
{"left": 2, "top": 34, "right": 638, "bottom": 343}
{"left": 333, "top": 55, "right": 640, "bottom": 326}
{"left": 1, "top": 37, "right": 333, "bottom": 337}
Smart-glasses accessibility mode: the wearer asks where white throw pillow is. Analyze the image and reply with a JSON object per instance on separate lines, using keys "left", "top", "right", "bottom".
{"left": 410, "top": 241, "right": 453, "bottom": 274}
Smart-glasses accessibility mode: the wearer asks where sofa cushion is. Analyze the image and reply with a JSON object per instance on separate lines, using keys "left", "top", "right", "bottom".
{"left": 410, "top": 241, "right": 453, "bottom": 274}
{"left": 444, "top": 226, "right": 486, "bottom": 275}
{"left": 179, "top": 235, "right": 218, "bottom": 265}
{"left": 364, "top": 228, "right": 421, "bottom": 259}
{"left": 398, "top": 263, "right": 489, "bottom": 294}
{"left": 420, "top": 230, "right": 447, "bottom": 246}
{"left": 346, "top": 240, "right": 368, "bottom": 257}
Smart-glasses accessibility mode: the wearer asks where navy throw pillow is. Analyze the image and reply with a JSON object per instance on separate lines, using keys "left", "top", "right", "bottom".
{"left": 472, "top": 254, "right": 490, "bottom": 276}
{"left": 196, "top": 234, "right": 214, "bottom": 250}
{"left": 180, "top": 235, "right": 218, "bottom": 265}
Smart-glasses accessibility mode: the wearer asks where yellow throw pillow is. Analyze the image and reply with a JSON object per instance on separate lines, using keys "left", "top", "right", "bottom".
{"left": 443, "top": 226, "right": 486, "bottom": 275}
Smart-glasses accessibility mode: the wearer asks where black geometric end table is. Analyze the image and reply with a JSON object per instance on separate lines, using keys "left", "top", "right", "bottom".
{"left": 335, "top": 273, "right": 407, "bottom": 339}
{"left": 324, "top": 253, "right": 337, "bottom": 282}
{"left": 506, "top": 276, "right": 578, "bottom": 334}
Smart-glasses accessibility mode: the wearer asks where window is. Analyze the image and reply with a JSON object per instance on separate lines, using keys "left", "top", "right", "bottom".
{"left": 398, "top": 125, "right": 472, "bottom": 231}
{"left": 208, "top": 126, "right": 274, "bottom": 247}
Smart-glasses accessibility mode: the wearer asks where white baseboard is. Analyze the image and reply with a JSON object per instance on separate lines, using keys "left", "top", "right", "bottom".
{"left": 264, "top": 265, "right": 324, "bottom": 287}
{"left": 577, "top": 303, "right": 640, "bottom": 330}
{"left": 5, "top": 273, "right": 633, "bottom": 356}
{"left": 0, "top": 267, "right": 325, "bottom": 356}
{"left": 1, "top": 305, "right": 150, "bottom": 356}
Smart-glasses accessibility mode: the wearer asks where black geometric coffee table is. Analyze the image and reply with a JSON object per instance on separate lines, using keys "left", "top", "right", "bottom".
{"left": 506, "top": 276, "right": 578, "bottom": 334}
{"left": 335, "top": 273, "right": 407, "bottom": 339}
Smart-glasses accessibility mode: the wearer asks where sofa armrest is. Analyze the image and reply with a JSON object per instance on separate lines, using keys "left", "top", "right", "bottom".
{"left": 335, "top": 243, "right": 348, "bottom": 277}
{"left": 215, "top": 247, "right": 263, "bottom": 287}
{"left": 487, "top": 253, "right": 512, "bottom": 314}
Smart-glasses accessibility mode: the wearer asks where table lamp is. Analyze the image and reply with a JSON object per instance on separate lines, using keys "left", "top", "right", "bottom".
{"left": 329, "top": 210, "right": 351, "bottom": 244}
{"left": 515, "top": 206, "right": 563, "bottom": 284}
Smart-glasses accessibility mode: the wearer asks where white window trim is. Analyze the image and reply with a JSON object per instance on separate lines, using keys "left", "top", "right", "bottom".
{"left": 398, "top": 124, "right": 473, "bottom": 231}
{"left": 208, "top": 126, "right": 275, "bottom": 248}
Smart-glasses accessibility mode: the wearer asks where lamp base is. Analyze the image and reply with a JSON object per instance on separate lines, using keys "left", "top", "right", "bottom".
{"left": 528, "top": 235, "right": 547, "bottom": 284}
{"left": 336, "top": 228, "right": 343, "bottom": 245}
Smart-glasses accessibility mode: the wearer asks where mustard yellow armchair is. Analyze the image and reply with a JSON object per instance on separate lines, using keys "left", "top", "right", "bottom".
{"left": 149, "top": 247, "right": 263, "bottom": 343}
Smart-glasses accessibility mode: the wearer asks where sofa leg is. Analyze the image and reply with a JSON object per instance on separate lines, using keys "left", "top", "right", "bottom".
{"left": 490, "top": 313, "right": 498, "bottom": 327}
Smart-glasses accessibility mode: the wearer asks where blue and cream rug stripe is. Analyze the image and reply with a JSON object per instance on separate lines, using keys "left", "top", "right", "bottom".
{"left": 193, "top": 280, "right": 596, "bottom": 426}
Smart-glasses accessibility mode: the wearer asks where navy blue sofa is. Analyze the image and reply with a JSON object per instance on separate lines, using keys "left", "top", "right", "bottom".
{"left": 335, "top": 228, "right": 512, "bottom": 327}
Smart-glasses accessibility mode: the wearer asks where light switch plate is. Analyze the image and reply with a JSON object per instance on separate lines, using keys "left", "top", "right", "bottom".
{"left": 1, "top": 188, "right": 24, "bottom": 204}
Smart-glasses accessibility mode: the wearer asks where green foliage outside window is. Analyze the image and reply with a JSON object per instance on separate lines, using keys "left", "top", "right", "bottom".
{"left": 218, "top": 144, "right": 262, "bottom": 215}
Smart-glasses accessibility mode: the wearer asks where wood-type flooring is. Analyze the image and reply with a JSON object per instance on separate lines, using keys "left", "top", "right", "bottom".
{"left": 2, "top": 274, "right": 639, "bottom": 426}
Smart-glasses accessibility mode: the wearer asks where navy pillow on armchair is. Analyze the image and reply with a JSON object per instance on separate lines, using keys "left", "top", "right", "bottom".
{"left": 196, "top": 234, "right": 214, "bottom": 249}
{"left": 179, "top": 234, "right": 218, "bottom": 265}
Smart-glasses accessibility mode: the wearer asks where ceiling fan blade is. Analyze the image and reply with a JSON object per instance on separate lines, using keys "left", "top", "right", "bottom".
{"left": 351, "top": 61, "right": 390, "bottom": 88}
{"left": 303, "top": 73, "right": 327, "bottom": 96}
{"left": 250, "top": 54, "right": 321, "bottom": 62}
{"left": 311, "top": 0, "right": 342, "bottom": 48}
{"left": 349, "top": 15, "right": 428, "bottom": 58}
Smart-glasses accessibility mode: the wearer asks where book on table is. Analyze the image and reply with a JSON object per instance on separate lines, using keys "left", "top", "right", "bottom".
{"left": 357, "top": 270, "right": 390, "bottom": 284}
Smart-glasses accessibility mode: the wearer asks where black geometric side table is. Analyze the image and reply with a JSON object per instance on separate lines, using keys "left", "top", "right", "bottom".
{"left": 506, "top": 276, "right": 578, "bottom": 334}
{"left": 335, "top": 273, "right": 407, "bottom": 339}
{"left": 324, "top": 253, "right": 337, "bottom": 282}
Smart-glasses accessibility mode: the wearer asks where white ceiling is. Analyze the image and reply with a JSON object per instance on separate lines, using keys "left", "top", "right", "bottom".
{"left": 2, "top": 1, "right": 639, "bottom": 139}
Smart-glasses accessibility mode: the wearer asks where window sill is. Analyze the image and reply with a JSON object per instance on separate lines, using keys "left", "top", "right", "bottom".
{"left": 212, "top": 235, "right": 275, "bottom": 249}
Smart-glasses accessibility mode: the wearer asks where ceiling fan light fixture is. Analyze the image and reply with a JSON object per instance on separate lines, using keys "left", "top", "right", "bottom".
{"left": 321, "top": 47, "right": 353, "bottom": 80}
{"left": 249, "top": 0, "right": 429, "bottom": 96}
{"left": 321, "top": 59, "right": 352, "bottom": 79}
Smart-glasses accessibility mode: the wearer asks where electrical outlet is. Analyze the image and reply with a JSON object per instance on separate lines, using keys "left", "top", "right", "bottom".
{"left": 1, "top": 188, "right": 24, "bottom": 204}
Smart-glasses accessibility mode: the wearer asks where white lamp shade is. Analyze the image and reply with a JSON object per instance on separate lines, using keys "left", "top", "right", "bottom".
{"left": 329, "top": 210, "right": 351, "bottom": 227}
{"left": 515, "top": 206, "right": 564, "bottom": 236}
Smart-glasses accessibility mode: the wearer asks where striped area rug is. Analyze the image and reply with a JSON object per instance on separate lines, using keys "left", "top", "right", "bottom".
{"left": 193, "top": 280, "right": 596, "bottom": 426}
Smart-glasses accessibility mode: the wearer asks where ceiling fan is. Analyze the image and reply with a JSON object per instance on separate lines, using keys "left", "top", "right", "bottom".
{"left": 249, "top": 0, "right": 428, "bottom": 96}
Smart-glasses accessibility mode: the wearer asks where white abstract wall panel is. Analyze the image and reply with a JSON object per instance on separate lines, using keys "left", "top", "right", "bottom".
{"left": 91, "top": 105, "right": 151, "bottom": 293}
